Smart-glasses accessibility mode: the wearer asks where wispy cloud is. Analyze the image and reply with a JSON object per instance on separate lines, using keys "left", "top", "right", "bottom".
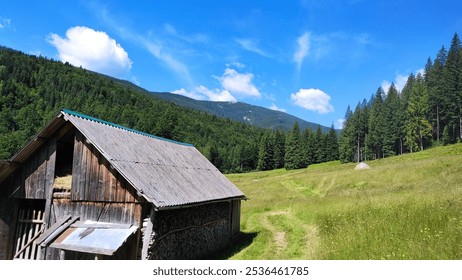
{"left": 293, "top": 32, "right": 310, "bottom": 72}
{"left": 101, "top": 9, "right": 193, "bottom": 86}
{"left": 291, "top": 88, "right": 334, "bottom": 114}
{"left": 0, "top": 17, "right": 12, "bottom": 29}
{"left": 48, "top": 26, "right": 132, "bottom": 78}
{"left": 236, "top": 38, "right": 270, "bottom": 58}
{"left": 164, "top": 23, "right": 209, "bottom": 44}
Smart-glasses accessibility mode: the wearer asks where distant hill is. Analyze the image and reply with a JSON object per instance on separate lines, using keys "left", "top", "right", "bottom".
{"left": 150, "top": 91, "right": 333, "bottom": 132}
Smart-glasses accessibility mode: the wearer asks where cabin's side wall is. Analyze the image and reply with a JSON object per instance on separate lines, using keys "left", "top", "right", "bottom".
{"left": 149, "top": 201, "right": 233, "bottom": 260}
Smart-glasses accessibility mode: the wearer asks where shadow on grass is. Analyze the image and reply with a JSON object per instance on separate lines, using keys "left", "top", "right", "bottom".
{"left": 204, "top": 231, "right": 259, "bottom": 260}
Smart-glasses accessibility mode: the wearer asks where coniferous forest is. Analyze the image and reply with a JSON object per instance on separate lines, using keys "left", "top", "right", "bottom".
{"left": 339, "top": 33, "right": 462, "bottom": 162}
{"left": 0, "top": 45, "right": 336, "bottom": 173}
{"left": 1, "top": 33, "right": 462, "bottom": 172}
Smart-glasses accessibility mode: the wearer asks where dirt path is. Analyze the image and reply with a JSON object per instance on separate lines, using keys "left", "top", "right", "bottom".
{"left": 258, "top": 210, "right": 320, "bottom": 259}
{"left": 260, "top": 210, "right": 289, "bottom": 256}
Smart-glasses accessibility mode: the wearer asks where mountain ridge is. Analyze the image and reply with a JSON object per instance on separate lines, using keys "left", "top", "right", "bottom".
{"left": 151, "top": 91, "right": 334, "bottom": 133}
{"left": 111, "top": 78, "right": 334, "bottom": 132}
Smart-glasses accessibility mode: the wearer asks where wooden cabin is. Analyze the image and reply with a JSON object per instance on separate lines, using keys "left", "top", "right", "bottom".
{"left": 0, "top": 109, "right": 246, "bottom": 260}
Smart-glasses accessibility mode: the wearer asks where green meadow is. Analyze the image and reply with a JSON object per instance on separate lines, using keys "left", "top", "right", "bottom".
{"left": 225, "top": 143, "right": 462, "bottom": 260}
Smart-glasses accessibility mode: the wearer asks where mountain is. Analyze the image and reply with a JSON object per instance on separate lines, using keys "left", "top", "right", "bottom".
{"left": 150, "top": 92, "right": 333, "bottom": 133}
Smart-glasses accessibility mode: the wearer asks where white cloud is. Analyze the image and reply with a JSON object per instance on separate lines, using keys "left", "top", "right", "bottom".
{"left": 217, "top": 68, "right": 261, "bottom": 98}
{"left": 173, "top": 86, "right": 237, "bottom": 102}
{"left": 0, "top": 18, "right": 11, "bottom": 29}
{"left": 381, "top": 80, "right": 392, "bottom": 94}
{"left": 291, "top": 88, "right": 334, "bottom": 114}
{"left": 335, "top": 118, "right": 345, "bottom": 130}
{"left": 173, "top": 66, "right": 259, "bottom": 103}
{"left": 49, "top": 26, "right": 132, "bottom": 78}
{"left": 382, "top": 72, "right": 413, "bottom": 93}
{"left": 269, "top": 103, "right": 287, "bottom": 113}
{"left": 293, "top": 32, "right": 310, "bottom": 71}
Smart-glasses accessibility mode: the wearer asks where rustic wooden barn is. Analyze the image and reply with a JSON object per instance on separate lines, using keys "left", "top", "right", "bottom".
{"left": 0, "top": 109, "right": 246, "bottom": 260}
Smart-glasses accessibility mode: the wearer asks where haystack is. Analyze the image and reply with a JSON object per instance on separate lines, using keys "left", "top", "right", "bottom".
{"left": 354, "top": 162, "right": 371, "bottom": 170}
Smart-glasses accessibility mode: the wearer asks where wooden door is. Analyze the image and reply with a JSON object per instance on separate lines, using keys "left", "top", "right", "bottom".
{"left": 12, "top": 199, "right": 45, "bottom": 259}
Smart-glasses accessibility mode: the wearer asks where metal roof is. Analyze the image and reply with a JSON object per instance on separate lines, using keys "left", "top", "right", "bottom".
{"left": 64, "top": 110, "right": 246, "bottom": 208}
{"left": 1, "top": 110, "right": 245, "bottom": 208}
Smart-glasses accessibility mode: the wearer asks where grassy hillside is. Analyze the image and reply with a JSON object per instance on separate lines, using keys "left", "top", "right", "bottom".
{"left": 225, "top": 143, "right": 462, "bottom": 260}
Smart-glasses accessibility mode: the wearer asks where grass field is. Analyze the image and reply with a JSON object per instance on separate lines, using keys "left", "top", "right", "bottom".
{"left": 224, "top": 143, "right": 462, "bottom": 260}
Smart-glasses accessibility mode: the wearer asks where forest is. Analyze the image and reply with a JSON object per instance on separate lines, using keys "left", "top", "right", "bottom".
{"left": 1, "top": 33, "right": 461, "bottom": 172}
{"left": 339, "top": 33, "right": 462, "bottom": 162}
{"left": 0, "top": 45, "right": 337, "bottom": 173}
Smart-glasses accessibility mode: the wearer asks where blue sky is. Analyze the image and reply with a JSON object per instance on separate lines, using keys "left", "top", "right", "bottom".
{"left": 1, "top": 0, "right": 462, "bottom": 129}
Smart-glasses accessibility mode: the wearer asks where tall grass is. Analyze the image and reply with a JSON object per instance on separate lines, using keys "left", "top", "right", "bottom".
{"left": 226, "top": 143, "right": 462, "bottom": 260}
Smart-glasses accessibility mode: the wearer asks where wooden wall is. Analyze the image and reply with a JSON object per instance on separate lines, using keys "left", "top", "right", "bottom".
{"left": 71, "top": 131, "right": 138, "bottom": 203}
{"left": 0, "top": 199, "right": 17, "bottom": 259}
{"left": 149, "top": 202, "right": 233, "bottom": 259}
{"left": 6, "top": 137, "right": 56, "bottom": 200}
{"left": 231, "top": 199, "right": 241, "bottom": 237}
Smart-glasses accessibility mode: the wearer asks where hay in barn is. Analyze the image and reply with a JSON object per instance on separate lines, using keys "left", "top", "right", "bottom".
{"left": 53, "top": 174, "right": 72, "bottom": 190}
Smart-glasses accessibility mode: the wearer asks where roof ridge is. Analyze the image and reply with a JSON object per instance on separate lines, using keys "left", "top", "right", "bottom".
{"left": 61, "top": 109, "right": 193, "bottom": 147}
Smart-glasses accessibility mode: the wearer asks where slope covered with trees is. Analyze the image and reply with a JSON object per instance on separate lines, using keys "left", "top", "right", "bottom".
{"left": 0, "top": 46, "right": 338, "bottom": 173}
{"left": 339, "top": 33, "right": 462, "bottom": 162}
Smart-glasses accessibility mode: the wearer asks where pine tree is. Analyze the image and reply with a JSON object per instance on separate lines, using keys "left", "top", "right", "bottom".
{"left": 405, "top": 73, "right": 432, "bottom": 151}
{"left": 382, "top": 84, "right": 401, "bottom": 156}
{"left": 257, "top": 131, "right": 274, "bottom": 171}
{"left": 284, "top": 122, "right": 305, "bottom": 170}
{"left": 314, "top": 125, "right": 326, "bottom": 163}
{"left": 301, "top": 128, "right": 314, "bottom": 165}
{"left": 272, "top": 130, "right": 286, "bottom": 169}
{"left": 442, "top": 33, "right": 462, "bottom": 142}
{"left": 325, "top": 124, "right": 339, "bottom": 161}
{"left": 339, "top": 105, "right": 355, "bottom": 163}
{"left": 367, "top": 88, "right": 385, "bottom": 159}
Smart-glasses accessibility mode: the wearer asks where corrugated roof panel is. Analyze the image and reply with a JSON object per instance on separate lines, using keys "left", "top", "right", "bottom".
{"left": 63, "top": 110, "right": 245, "bottom": 208}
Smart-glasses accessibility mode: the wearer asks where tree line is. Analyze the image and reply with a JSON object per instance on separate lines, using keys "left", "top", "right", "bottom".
{"left": 339, "top": 33, "right": 462, "bottom": 162}
{"left": 0, "top": 46, "right": 338, "bottom": 173}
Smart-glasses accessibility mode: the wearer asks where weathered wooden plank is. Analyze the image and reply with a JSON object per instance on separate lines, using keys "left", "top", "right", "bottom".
{"left": 36, "top": 214, "right": 72, "bottom": 245}
{"left": 88, "top": 145, "right": 98, "bottom": 202}
{"left": 43, "top": 135, "right": 56, "bottom": 225}
{"left": 71, "top": 131, "right": 83, "bottom": 200}
{"left": 36, "top": 147, "right": 47, "bottom": 199}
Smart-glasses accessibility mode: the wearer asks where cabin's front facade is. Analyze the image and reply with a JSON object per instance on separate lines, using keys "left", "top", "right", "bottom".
{"left": 0, "top": 109, "right": 245, "bottom": 260}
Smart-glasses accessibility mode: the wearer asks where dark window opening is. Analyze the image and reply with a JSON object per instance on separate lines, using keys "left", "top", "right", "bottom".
{"left": 54, "top": 131, "right": 75, "bottom": 197}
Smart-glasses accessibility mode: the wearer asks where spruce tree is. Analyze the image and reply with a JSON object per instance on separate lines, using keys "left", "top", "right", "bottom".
{"left": 272, "top": 130, "right": 286, "bottom": 169}
{"left": 339, "top": 105, "right": 355, "bottom": 163}
{"left": 442, "top": 33, "right": 462, "bottom": 141}
{"left": 383, "top": 84, "right": 401, "bottom": 156}
{"left": 257, "top": 131, "right": 274, "bottom": 171}
{"left": 405, "top": 73, "right": 432, "bottom": 151}
{"left": 325, "top": 124, "right": 339, "bottom": 161}
{"left": 367, "top": 88, "right": 385, "bottom": 159}
{"left": 284, "top": 122, "right": 305, "bottom": 170}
